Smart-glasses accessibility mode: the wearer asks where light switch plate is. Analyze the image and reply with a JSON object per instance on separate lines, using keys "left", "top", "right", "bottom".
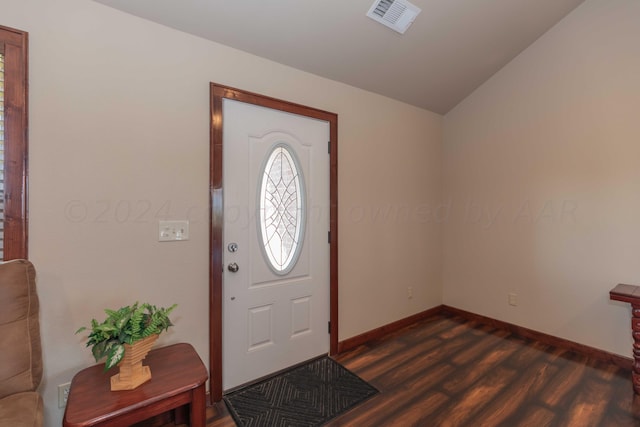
{"left": 159, "top": 220, "right": 189, "bottom": 242}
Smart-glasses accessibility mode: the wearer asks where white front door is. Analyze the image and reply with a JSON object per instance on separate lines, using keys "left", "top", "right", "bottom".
{"left": 222, "top": 98, "right": 330, "bottom": 390}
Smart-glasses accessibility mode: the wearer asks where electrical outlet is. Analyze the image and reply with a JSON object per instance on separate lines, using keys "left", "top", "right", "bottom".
{"left": 508, "top": 293, "right": 517, "bottom": 306}
{"left": 58, "top": 382, "right": 71, "bottom": 408}
{"left": 407, "top": 286, "right": 413, "bottom": 299}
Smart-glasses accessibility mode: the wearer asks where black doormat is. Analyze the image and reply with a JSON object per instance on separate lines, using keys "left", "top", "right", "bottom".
{"left": 223, "top": 356, "right": 378, "bottom": 426}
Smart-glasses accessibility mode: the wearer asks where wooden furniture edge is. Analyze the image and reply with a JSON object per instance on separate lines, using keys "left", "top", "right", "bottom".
{"left": 610, "top": 283, "right": 640, "bottom": 305}
{"left": 337, "top": 305, "right": 445, "bottom": 353}
{"left": 442, "top": 305, "right": 632, "bottom": 370}
{"left": 63, "top": 343, "right": 207, "bottom": 427}
{"left": 608, "top": 284, "right": 640, "bottom": 393}
{"left": 336, "top": 303, "right": 631, "bottom": 371}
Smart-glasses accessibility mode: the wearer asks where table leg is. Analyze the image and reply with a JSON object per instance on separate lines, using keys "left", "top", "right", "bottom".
{"left": 632, "top": 305, "right": 640, "bottom": 394}
{"left": 174, "top": 405, "right": 188, "bottom": 425}
{"left": 190, "top": 383, "right": 207, "bottom": 427}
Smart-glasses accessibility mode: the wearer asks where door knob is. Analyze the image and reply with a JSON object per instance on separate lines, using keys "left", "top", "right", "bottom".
{"left": 227, "top": 262, "right": 239, "bottom": 273}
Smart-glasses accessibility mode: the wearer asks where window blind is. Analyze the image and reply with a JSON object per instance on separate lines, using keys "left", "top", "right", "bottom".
{"left": 0, "top": 27, "right": 28, "bottom": 261}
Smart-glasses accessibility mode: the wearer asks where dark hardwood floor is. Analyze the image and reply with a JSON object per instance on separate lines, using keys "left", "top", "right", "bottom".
{"left": 153, "top": 313, "right": 640, "bottom": 426}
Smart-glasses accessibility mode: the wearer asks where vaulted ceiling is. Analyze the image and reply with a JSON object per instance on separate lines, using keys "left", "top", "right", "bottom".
{"left": 94, "top": 0, "right": 585, "bottom": 114}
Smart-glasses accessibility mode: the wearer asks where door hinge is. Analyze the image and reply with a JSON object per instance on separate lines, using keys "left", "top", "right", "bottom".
{"left": 328, "top": 231, "right": 331, "bottom": 244}
{"left": 328, "top": 321, "right": 331, "bottom": 334}
{"left": 328, "top": 141, "right": 331, "bottom": 154}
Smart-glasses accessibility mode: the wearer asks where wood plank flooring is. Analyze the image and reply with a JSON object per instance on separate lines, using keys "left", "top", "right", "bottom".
{"left": 151, "top": 313, "right": 640, "bottom": 426}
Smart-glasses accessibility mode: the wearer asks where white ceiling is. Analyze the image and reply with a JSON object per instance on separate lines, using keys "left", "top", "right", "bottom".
{"left": 93, "top": 0, "right": 585, "bottom": 114}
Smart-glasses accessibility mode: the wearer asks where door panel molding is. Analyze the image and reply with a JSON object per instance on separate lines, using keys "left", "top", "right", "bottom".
{"left": 209, "top": 83, "right": 338, "bottom": 402}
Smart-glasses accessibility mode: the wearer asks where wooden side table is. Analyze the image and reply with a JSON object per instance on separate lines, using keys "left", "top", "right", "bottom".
{"left": 63, "top": 343, "right": 208, "bottom": 427}
{"left": 610, "top": 284, "right": 640, "bottom": 394}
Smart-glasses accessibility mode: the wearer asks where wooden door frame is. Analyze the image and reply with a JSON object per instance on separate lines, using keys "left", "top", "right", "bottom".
{"left": 209, "top": 83, "right": 339, "bottom": 402}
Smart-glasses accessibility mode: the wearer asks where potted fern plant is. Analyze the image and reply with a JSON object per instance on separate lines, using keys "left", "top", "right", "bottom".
{"left": 76, "top": 302, "right": 177, "bottom": 390}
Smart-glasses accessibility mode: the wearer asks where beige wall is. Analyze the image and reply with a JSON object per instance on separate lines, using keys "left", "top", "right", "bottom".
{"left": 3, "top": 0, "right": 442, "bottom": 425}
{"left": 444, "top": 0, "right": 640, "bottom": 357}
{"left": 10, "top": 0, "right": 638, "bottom": 424}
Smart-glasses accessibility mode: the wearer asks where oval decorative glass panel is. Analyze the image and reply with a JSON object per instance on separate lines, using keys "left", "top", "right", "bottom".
{"left": 258, "top": 144, "right": 305, "bottom": 274}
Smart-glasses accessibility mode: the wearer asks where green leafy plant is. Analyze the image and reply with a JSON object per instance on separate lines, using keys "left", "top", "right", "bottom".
{"left": 76, "top": 302, "right": 177, "bottom": 370}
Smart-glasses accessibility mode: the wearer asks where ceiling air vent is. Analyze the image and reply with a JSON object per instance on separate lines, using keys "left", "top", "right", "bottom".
{"left": 366, "top": 0, "right": 421, "bottom": 34}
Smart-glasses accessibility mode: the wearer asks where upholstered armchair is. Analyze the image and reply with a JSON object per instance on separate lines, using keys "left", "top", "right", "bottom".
{"left": 0, "top": 259, "right": 43, "bottom": 426}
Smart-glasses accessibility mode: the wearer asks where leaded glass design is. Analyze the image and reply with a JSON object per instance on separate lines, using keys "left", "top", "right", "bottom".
{"left": 258, "top": 144, "right": 305, "bottom": 274}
